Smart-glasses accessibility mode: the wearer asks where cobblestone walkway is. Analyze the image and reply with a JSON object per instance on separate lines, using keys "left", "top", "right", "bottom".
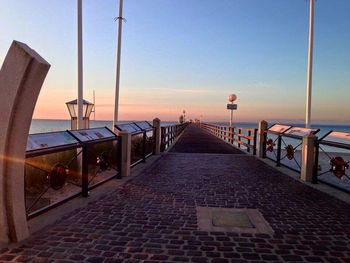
{"left": 1, "top": 126, "right": 350, "bottom": 262}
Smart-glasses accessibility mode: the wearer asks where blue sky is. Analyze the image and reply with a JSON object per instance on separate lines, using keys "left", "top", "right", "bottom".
{"left": 0, "top": 0, "right": 349, "bottom": 123}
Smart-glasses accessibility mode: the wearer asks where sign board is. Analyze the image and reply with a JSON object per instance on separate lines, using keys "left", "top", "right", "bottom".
{"left": 323, "top": 131, "right": 350, "bottom": 145}
{"left": 134, "top": 121, "right": 152, "bottom": 130}
{"left": 268, "top": 124, "right": 291, "bottom": 134}
{"left": 115, "top": 123, "right": 142, "bottom": 133}
{"left": 70, "top": 127, "right": 115, "bottom": 142}
{"left": 227, "top": 104, "right": 238, "bottom": 110}
{"left": 284, "top": 127, "right": 317, "bottom": 137}
{"left": 27, "top": 131, "right": 78, "bottom": 152}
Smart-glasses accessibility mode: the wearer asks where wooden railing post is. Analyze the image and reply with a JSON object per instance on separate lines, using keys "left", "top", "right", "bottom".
{"left": 238, "top": 128, "right": 242, "bottom": 148}
{"left": 247, "top": 130, "right": 251, "bottom": 153}
{"left": 142, "top": 130, "right": 146, "bottom": 162}
{"left": 258, "top": 120, "right": 268, "bottom": 158}
{"left": 161, "top": 127, "right": 166, "bottom": 152}
{"left": 153, "top": 118, "right": 161, "bottom": 155}
{"left": 253, "top": 129, "right": 257, "bottom": 156}
{"left": 232, "top": 127, "right": 235, "bottom": 144}
{"left": 276, "top": 135, "right": 282, "bottom": 166}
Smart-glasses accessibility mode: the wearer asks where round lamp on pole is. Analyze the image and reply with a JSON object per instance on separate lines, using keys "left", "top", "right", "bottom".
{"left": 228, "top": 94, "right": 237, "bottom": 103}
{"left": 227, "top": 94, "right": 237, "bottom": 126}
{"left": 66, "top": 99, "right": 94, "bottom": 130}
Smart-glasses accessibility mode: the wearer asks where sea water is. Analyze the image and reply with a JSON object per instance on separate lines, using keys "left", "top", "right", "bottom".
{"left": 30, "top": 119, "right": 350, "bottom": 137}
{"left": 29, "top": 119, "right": 176, "bottom": 134}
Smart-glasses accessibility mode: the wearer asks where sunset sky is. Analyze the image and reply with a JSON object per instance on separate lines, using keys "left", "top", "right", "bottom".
{"left": 0, "top": 0, "right": 349, "bottom": 124}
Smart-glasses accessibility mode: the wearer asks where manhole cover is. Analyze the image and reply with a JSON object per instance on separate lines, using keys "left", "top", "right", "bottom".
{"left": 196, "top": 207, "right": 274, "bottom": 234}
{"left": 212, "top": 210, "right": 254, "bottom": 228}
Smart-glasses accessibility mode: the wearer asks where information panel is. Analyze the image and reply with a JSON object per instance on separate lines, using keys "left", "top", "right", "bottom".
{"left": 227, "top": 104, "right": 238, "bottom": 110}
{"left": 70, "top": 127, "right": 116, "bottom": 142}
{"left": 284, "top": 127, "right": 317, "bottom": 137}
{"left": 268, "top": 124, "right": 291, "bottom": 134}
{"left": 134, "top": 121, "right": 153, "bottom": 130}
{"left": 323, "top": 131, "right": 350, "bottom": 145}
{"left": 27, "top": 131, "right": 78, "bottom": 152}
{"left": 115, "top": 123, "right": 141, "bottom": 133}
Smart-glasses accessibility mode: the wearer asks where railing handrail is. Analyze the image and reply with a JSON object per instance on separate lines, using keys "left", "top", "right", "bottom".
{"left": 199, "top": 122, "right": 257, "bottom": 155}
{"left": 160, "top": 122, "right": 189, "bottom": 151}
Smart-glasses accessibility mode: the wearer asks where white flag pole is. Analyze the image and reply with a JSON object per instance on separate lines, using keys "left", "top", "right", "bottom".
{"left": 77, "top": 0, "right": 84, "bottom": 129}
{"left": 306, "top": 0, "right": 314, "bottom": 128}
{"left": 113, "top": 0, "right": 124, "bottom": 127}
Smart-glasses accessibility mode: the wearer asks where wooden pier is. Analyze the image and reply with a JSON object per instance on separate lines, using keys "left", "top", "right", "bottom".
{"left": 0, "top": 124, "right": 350, "bottom": 262}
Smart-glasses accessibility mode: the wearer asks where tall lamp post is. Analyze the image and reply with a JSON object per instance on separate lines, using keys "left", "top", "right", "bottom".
{"left": 77, "top": 0, "right": 83, "bottom": 129}
{"left": 306, "top": 0, "right": 314, "bottom": 128}
{"left": 227, "top": 94, "right": 237, "bottom": 126}
{"left": 113, "top": 0, "right": 124, "bottom": 127}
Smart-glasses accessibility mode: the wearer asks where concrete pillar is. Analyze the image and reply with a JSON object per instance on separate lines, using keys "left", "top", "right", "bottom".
{"left": 119, "top": 131, "right": 131, "bottom": 177}
{"left": 257, "top": 120, "right": 268, "bottom": 158}
{"left": 0, "top": 41, "right": 50, "bottom": 243}
{"left": 153, "top": 118, "right": 161, "bottom": 155}
{"left": 301, "top": 134, "right": 317, "bottom": 182}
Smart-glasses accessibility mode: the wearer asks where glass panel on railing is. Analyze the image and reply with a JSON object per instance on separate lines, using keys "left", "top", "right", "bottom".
{"left": 131, "top": 133, "right": 144, "bottom": 164}
{"left": 145, "top": 129, "right": 154, "bottom": 156}
{"left": 86, "top": 140, "right": 119, "bottom": 188}
{"left": 25, "top": 147, "right": 82, "bottom": 215}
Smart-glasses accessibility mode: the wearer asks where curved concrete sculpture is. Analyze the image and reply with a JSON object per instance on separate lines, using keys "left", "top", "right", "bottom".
{"left": 0, "top": 41, "right": 50, "bottom": 243}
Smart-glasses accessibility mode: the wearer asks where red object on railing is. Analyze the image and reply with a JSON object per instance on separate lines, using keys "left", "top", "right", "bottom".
{"left": 330, "top": 157, "right": 349, "bottom": 179}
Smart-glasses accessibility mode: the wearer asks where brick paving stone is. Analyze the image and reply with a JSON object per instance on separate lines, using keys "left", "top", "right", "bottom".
{"left": 242, "top": 253, "right": 260, "bottom": 260}
{"left": 0, "top": 125, "right": 349, "bottom": 262}
{"left": 304, "top": 256, "right": 325, "bottom": 262}
{"left": 191, "top": 257, "right": 209, "bottom": 263}
{"left": 261, "top": 254, "right": 279, "bottom": 261}
{"left": 281, "top": 255, "right": 304, "bottom": 261}
{"left": 211, "top": 258, "right": 229, "bottom": 263}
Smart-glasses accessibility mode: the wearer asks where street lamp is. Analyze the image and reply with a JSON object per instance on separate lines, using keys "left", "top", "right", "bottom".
{"left": 66, "top": 99, "right": 94, "bottom": 130}
{"left": 306, "top": 0, "right": 314, "bottom": 128}
{"left": 227, "top": 94, "right": 237, "bottom": 126}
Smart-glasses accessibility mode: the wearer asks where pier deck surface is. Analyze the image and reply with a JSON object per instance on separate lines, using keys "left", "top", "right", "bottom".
{"left": 1, "top": 125, "right": 350, "bottom": 262}
{"left": 170, "top": 125, "right": 243, "bottom": 154}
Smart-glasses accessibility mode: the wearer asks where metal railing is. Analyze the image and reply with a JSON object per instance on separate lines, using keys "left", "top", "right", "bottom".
{"left": 115, "top": 121, "right": 155, "bottom": 167}
{"left": 161, "top": 123, "right": 188, "bottom": 151}
{"left": 314, "top": 131, "right": 350, "bottom": 193}
{"left": 130, "top": 127, "right": 154, "bottom": 167}
{"left": 25, "top": 127, "right": 121, "bottom": 219}
{"left": 200, "top": 123, "right": 257, "bottom": 155}
{"left": 263, "top": 125, "right": 319, "bottom": 173}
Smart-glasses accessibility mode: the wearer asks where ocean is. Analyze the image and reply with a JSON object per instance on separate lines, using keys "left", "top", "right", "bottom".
{"left": 30, "top": 119, "right": 350, "bottom": 137}
{"left": 29, "top": 119, "right": 176, "bottom": 134}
